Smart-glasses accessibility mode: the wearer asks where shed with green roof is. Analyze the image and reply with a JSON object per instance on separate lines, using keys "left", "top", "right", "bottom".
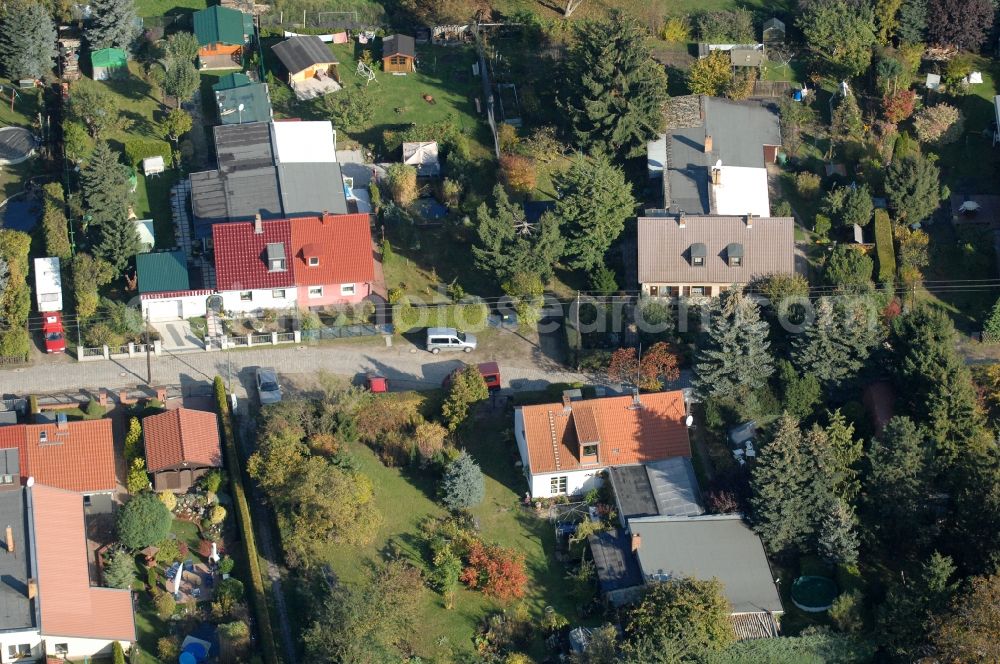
{"left": 136, "top": 250, "right": 190, "bottom": 294}
{"left": 213, "top": 76, "right": 272, "bottom": 125}
{"left": 193, "top": 5, "right": 253, "bottom": 69}
{"left": 91, "top": 48, "right": 128, "bottom": 81}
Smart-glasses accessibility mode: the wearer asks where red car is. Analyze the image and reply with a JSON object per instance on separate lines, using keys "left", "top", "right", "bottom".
{"left": 366, "top": 374, "right": 389, "bottom": 393}
{"left": 42, "top": 313, "right": 65, "bottom": 354}
{"left": 443, "top": 362, "right": 501, "bottom": 391}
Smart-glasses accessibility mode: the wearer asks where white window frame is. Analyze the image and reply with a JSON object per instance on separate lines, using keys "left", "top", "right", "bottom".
{"left": 308, "top": 256, "right": 319, "bottom": 266}
{"left": 340, "top": 283, "right": 356, "bottom": 296}
{"left": 272, "top": 289, "right": 286, "bottom": 299}
{"left": 550, "top": 476, "right": 568, "bottom": 495}
{"left": 308, "top": 286, "right": 324, "bottom": 298}
{"left": 240, "top": 291, "right": 252, "bottom": 301}
{"left": 693, "top": 256, "right": 705, "bottom": 266}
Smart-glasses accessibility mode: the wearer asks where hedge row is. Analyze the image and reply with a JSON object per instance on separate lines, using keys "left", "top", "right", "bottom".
{"left": 392, "top": 301, "right": 489, "bottom": 335}
{"left": 213, "top": 377, "right": 280, "bottom": 664}
{"left": 874, "top": 209, "right": 896, "bottom": 282}
{"left": 123, "top": 137, "right": 172, "bottom": 166}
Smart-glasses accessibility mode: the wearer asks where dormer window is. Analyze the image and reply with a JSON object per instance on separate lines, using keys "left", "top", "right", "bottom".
{"left": 727, "top": 243, "right": 744, "bottom": 267}
{"left": 690, "top": 242, "right": 707, "bottom": 267}
{"left": 309, "top": 256, "right": 319, "bottom": 266}
{"left": 266, "top": 243, "right": 286, "bottom": 272}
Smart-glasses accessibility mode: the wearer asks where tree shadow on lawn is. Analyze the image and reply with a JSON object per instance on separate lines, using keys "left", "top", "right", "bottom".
{"left": 105, "top": 72, "right": 161, "bottom": 108}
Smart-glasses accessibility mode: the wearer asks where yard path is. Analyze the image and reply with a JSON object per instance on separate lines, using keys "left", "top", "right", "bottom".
{"left": 0, "top": 334, "right": 597, "bottom": 397}
{"left": 236, "top": 412, "right": 298, "bottom": 664}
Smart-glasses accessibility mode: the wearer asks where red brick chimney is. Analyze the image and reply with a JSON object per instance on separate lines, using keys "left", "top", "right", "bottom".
{"left": 631, "top": 532, "right": 641, "bottom": 553}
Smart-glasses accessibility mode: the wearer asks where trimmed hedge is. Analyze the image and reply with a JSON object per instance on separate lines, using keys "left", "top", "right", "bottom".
{"left": 874, "top": 209, "right": 896, "bottom": 282}
{"left": 123, "top": 137, "right": 172, "bottom": 166}
{"left": 213, "top": 377, "right": 279, "bottom": 664}
{"left": 393, "top": 301, "right": 489, "bottom": 335}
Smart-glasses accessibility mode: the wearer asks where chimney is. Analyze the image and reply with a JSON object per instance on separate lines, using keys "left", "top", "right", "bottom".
{"left": 156, "top": 386, "right": 167, "bottom": 403}
{"left": 703, "top": 135, "right": 713, "bottom": 153}
{"left": 27, "top": 578, "right": 36, "bottom": 600}
{"left": 678, "top": 212, "right": 686, "bottom": 229}
{"left": 631, "top": 532, "right": 641, "bottom": 553}
{"left": 56, "top": 412, "right": 68, "bottom": 431}
{"left": 629, "top": 388, "right": 643, "bottom": 410}
{"left": 254, "top": 213, "right": 263, "bottom": 234}
{"left": 711, "top": 168, "right": 721, "bottom": 185}
{"left": 562, "top": 393, "right": 573, "bottom": 413}
{"left": 5, "top": 525, "right": 13, "bottom": 554}
{"left": 746, "top": 213, "right": 754, "bottom": 229}
{"left": 321, "top": 210, "right": 329, "bottom": 224}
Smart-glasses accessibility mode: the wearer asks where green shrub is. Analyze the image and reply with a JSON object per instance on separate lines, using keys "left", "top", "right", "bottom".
{"left": 123, "top": 137, "right": 172, "bottom": 166}
{"left": 795, "top": 172, "right": 822, "bottom": 200}
{"left": 799, "top": 555, "right": 834, "bottom": 578}
{"left": 874, "top": 209, "right": 896, "bottom": 281}
{"left": 213, "top": 376, "right": 279, "bottom": 664}
{"left": 85, "top": 399, "right": 106, "bottom": 419}
{"left": 393, "top": 301, "right": 489, "bottom": 335}
{"left": 661, "top": 16, "right": 691, "bottom": 42}
{"left": 814, "top": 214, "right": 831, "bottom": 241}
{"left": 0, "top": 329, "right": 30, "bottom": 360}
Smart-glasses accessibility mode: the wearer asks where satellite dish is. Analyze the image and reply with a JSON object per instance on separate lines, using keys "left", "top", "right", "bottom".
{"left": 714, "top": 159, "right": 723, "bottom": 169}
{"left": 238, "top": 103, "right": 245, "bottom": 111}
{"left": 685, "top": 415, "right": 694, "bottom": 427}
{"left": 25, "top": 477, "right": 34, "bottom": 487}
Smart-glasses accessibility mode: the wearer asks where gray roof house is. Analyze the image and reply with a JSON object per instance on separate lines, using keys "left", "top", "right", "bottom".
{"left": 590, "top": 455, "right": 784, "bottom": 639}
{"left": 647, "top": 96, "right": 781, "bottom": 217}
{"left": 637, "top": 213, "right": 795, "bottom": 296}
{"left": 189, "top": 121, "right": 349, "bottom": 240}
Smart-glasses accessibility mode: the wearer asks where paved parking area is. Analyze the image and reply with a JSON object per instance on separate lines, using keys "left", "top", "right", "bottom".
{"left": 153, "top": 321, "right": 202, "bottom": 351}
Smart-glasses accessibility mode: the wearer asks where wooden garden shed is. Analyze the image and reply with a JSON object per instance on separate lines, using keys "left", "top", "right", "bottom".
{"left": 382, "top": 34, "right": 415, "bottom": 73}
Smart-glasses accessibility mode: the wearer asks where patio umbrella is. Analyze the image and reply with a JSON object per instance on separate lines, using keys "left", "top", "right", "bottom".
{"left": 960, "top": 201, "right": 982, "bottom": 213}
{"left": 172, "top": 563, "right": 183, "bottom": 595}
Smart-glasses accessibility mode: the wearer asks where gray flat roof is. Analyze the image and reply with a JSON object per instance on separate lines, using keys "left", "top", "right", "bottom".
{"left": 629, "top": 514, "right": 783, "bottom": 614}
{"left": 646, "top": 457, "right": 703, "bottom": 517}
{"left": 272, "top": 35, "right": 337, "bottom": 74}
{"left": 0, "top": 477, "right": 35, "bottom": 632}
{"left": 589, "top": 528, "right": 643, "bottom": 594}
{"left": 657, "top": 96, "right": 780, "bottom": 211}
{"left": 609, "top": 466, "right": 659, "bottom": 522}
{"left": 214, "top": 122, "right": 275, "bottom": 174}
{"left": 277, "top": 162, "right": 349, "bottom": 216}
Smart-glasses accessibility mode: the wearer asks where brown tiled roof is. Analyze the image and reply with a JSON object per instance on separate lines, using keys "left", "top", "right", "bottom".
{"left": 638, "top": 214, "right": 794, "bottom": 285}
{"left": 520, "top": 392, "right": 690, "bottom": 475}
{"left": 0, "top": 420, "right": 116, "bottom": 493}
{"left": 31, "top": 484, "right": 136, "bottom": 642}
{"left": 143, "top": 408, "right": 223, "bottom": 472}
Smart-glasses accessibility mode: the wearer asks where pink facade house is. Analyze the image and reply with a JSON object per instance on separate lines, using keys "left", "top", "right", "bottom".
{"left": 291, "top": 213, "right": 375, "bottom": 306}
{"left": 213, "top": 212, "right": 376, "bottom": 313}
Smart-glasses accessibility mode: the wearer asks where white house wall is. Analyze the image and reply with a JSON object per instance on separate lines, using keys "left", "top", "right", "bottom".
{"left": 0, "top": 629, "right": 42, "bottom": 662}
{"left": 531, "top": 470, "right": 603, "bottom": 499}
{"left": 142, "top": 293, "right": 210, "bottom": 322}
{"left": 43, "top": 636, "right": 131, "bottom": 660}
{"left": 219, "top": 288, "right": 297, "bottom": 314}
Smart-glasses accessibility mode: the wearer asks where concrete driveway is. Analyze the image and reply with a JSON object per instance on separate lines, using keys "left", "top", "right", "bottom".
{"left": 153, "top": 321, "right": 202, "bottom": 352}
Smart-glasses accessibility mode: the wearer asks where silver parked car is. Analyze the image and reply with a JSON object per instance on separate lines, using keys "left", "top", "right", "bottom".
{"left": 426, "top": 327, "right": 477, "bottom": 354}
{"left": 255, "top": 367, "right": 282, "bottom": 404}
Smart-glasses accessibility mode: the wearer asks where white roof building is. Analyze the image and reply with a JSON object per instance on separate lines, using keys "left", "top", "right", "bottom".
{"left": 711, "top": 165, "right": 771, "bottom": 218}
{"left": 402, "top": 141, "right": 441, "bottom": 176}
{"left": 270, "top": 121, "right": 338, "bottom": 163}
{"left": 33, "top": 257, "right": 62, "bottom": 313}
{"left": 133, "top": 219, "right": 155, "bottom": 252}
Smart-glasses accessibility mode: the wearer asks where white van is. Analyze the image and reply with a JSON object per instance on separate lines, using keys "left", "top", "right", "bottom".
{"left": 426, "top": 327, "right": 477, "bottom": 353}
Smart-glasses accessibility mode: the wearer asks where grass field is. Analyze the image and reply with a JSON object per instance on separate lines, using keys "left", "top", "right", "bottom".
{"left": 293, "top": 400, "right": 594, "bottom": 660}
{"left": 0, "top": 81, "right": 44, "bottom": 203}
{"left": 134, "top": 0, "right": 207, "bottom": 19}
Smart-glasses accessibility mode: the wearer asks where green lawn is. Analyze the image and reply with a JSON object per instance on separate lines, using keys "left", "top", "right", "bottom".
{"left": 134, "top": 0, "right": 207, "bottom": 20}
{"left": 265, "top": 40, "right": 491, "bottom": 159}
{"left": 0, "top": 81, "right": 43, "bottom": 201}
{"left": 932, "top": 56, "right": 1000, "bottom": 194}
{"left": 300, "top": 402, "right": 593, "bottom": 660}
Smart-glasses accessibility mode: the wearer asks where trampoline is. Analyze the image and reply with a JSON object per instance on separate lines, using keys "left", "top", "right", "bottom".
{"left": 0, "top": 127, "right": 35, "bottom": 165}
{"left": 790, "top": 575, "right": 838, "bottom": 612}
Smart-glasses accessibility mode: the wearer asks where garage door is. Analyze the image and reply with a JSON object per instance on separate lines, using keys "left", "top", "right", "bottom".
{"left": 146, "top": 299, "right": 183, "bottom": 322}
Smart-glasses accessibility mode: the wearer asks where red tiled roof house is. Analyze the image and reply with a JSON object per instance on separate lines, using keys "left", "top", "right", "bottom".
{"left": 0, "top": 443, "right": 134, "bottom": 661}
{"left": 0, "top": 418, "right": 117, "bottom": 494}
{"left": 144, "top": 408, "right": 223, "bottom": 492}
{"left": 213, "top": 213, "right": 376, "bottom": 313}
{"left": 514, "top": 391, "right": 691, "bottom": 498}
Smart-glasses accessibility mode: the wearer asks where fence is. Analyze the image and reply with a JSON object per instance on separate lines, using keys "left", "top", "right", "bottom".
{"left": 474, "top": 27, "right": 501, "bottom": 159}
{"left": 258, "top": 7, "right": 383, "bottom": 31}
{"left": 77, "top": 341, "right": 163, "bottom": 362}
{"left": 301, "top": 323, "right": 390, "bottom": 340}
{"left": 0, "top": 355, "right": 29, "bottom": 367}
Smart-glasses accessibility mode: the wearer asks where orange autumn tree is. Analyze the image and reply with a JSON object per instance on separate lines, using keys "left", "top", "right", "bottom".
{"left": 606, "top": 342, "right": 680, "bottom": 391}
{"left": 460, "top": 541, "right": 527, "bottom": 601}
